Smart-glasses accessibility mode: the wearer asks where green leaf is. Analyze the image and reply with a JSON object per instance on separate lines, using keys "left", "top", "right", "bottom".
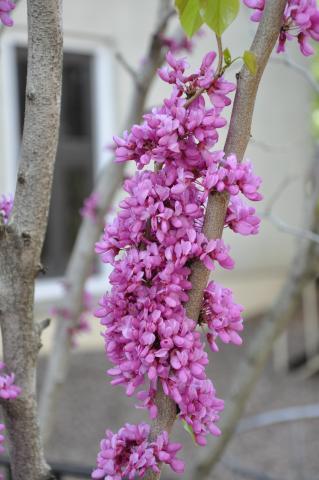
{"left": 175, "top": 0, "right": 204, "bottom": 37}
{"left": 223, "top": 47, "right": 232, "bottom": 65}
{"left": 203, "top": 0, "right": 240, "bottom": 36}
{"left": 243, "top": 50, "right": 257, "bottom": 75}
{"left": 181, "top": 419, "right": 197, "bottom": 444}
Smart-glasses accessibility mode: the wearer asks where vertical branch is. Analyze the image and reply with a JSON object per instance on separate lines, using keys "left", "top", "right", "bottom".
{"left": 0, "top": 0, "right": 63, "bottom": 478}
{"left": 195, "top": 153, "right": 319, "bottom": 478}
{"left": 144, "top": 1, "right": 288, "bottom": 479}
{"left": 39, "top": 0, "right": 178, "bottom": 442}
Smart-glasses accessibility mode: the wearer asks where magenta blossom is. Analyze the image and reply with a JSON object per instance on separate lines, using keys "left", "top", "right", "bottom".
{"left": 0, "top": 0, "right": 15, "bottom": 27}
{"left": 50, "top": 289, "right": 93, "bottom": 348}
{"left": 0, "top": 194, "right": 13, "bottom": 224}
{"left": 225, "top": 195, "right": 260, "bottom": 235}
{"left": 95, "top": 50, "right": 262, "bottom": 474}
{"left": 159, "top": 33, "right": 194, "bottom": 53}
{"left": 0, "top": 424, "right": 5, "bottom": 454}
{"left": 203, "top": 281, "right": 244, "bottom": 352}
{"left": 0, "top": 363, "right": 21, "bottom": 400}
{"left": 80, "top": 192, "right": 100, "bottom": 222}
{"left": 92, "top": 423, "right": 184, "bottom": 479}
{"left": 243, "top": 0, "right": 319, "bottom": 56}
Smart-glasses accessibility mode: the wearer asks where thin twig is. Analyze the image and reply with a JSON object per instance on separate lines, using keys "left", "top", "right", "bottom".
{"left": 263, "top": 211, "right": 319, "bottom": 245}
{"left": 194, "top": 153, "right": 319, "bottom": 479}
{"left": 216, "top": 35, "right": 223, "bottom": 76}
{"left": 222, "top": 458, "right": 287, "bottom": 480}
{"left": 271, "top": 53, "right": 319, "bottom": 95}
{"left": 115, "top": 52, "right": 139, "bottom": 83}
{"left": 237, "top": 403, "right": 319, "bottom": 433}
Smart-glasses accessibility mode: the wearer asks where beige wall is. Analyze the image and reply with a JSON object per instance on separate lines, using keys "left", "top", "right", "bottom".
{"left": 0, "top": 0, "right": 315, "bottom": 313}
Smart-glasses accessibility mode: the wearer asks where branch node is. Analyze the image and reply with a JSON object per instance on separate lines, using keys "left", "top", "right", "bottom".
{"left": 36, "top": 263, "right": 47, "bottom": 276}
{"left": 26, "top": 89, "right": 36, "bottom": 102}
{"left": 21, "top": 231, "right": 31, "bottom": 246}
{"left": 18, "top": 174, "right": 26, "bottom": 185}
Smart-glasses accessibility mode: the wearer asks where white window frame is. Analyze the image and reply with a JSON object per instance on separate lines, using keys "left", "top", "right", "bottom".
{"left": 0, "top": 30, "right": 116, "bottom": 304}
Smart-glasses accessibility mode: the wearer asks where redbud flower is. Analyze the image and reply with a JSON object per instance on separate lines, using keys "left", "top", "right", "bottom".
{"left": 94, "top": 50, "right": 262, "bottom": 475}
{"left": 0, "top": 363, "right": 21, "bottom": 400}
{"left": 91, "top": 423, "right": 184, "bottom": 480}
{"left": 0, "top": 194, "right": 13, "bottom": 224}
{"left": 80, "top": 192, "right": 100, "bottom": 222}
{"left": 226, "top": 196, "right": 260, "bottom": 235}
{"left": 243, "top": 0, "right": 319, "bottom": 56}
{"left": 203, "top": 282, "right": 244, "bottom": 352}
{"left": 0, "top": 0, "right": 15, "bottom": 27}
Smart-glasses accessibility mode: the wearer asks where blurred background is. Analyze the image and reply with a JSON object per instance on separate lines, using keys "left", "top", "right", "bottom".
{"left": 1, "top": 1, "right": 319, "bottom": 479}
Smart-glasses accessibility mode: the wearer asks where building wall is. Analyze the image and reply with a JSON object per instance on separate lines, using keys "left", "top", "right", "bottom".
{"left": 0, "top": 0, "right": 315, "bottom": 313}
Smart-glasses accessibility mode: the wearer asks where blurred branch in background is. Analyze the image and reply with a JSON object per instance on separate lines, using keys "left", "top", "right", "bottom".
{"left": 38, "top": 0, "right": 180, "bottom": 443}
{"left": 271, "top": 53, "right": 319, "bottom": 95}
{"left": 260, "top": 174, "right": 319, "bottom": 244}
{"left": 193, "top": 151, "right": 319, "bottom": 480}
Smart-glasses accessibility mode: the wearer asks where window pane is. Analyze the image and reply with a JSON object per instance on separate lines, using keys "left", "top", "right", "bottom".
{"left": 16, "top": 48, "right": 94, "bottom": 277}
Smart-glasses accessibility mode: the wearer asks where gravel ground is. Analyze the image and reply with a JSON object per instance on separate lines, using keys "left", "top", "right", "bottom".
{"left": 37, "top": 319, "right": 319, "bottom": 480}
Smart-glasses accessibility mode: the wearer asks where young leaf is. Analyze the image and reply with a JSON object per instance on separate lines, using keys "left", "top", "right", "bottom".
{"left": 181, "top": 419, "right": 197, "bottom": 444}
{"left": 203, "top": 0, "right": 240, "bottom": 36}
{"left": 175, "top": 0, "right": 203, "bottom": 37}
{"left": 243, "top": 50, "right": 258, "bottom": 75}
{"left": 223, "top": 47, "right": 232, "bottom": 65}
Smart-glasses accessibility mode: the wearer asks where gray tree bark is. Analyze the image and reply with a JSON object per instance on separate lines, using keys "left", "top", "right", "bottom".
{"left": 0, "top": 0, "right": 63, "bottom": 478}
{"left": 144, "top": 1, "right": 288, "bottom": 479}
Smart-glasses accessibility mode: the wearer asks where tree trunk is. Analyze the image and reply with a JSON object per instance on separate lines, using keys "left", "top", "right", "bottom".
{"left": 0, "top": 0, "right": 63, "bottom": 478}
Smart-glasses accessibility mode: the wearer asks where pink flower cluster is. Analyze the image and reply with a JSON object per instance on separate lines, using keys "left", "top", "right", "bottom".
{"left": 92, "top": 423, "right": 184, "bottom": 480}
{"left": 243, "top": 0, "right": 319, "bottom": 55}
{"left": 0, "top": 363, "right": 21, "bottom": 476}
{"left": 0, "top": 194, "right": 13, "bottom": 224}
{"left": 0, "top": 0, "right": 15, "bottom": 27}
{"left": 80, "top": 192, "right": 100, "bottom": 222}
{"left": 159, "top": 33, "right": 194, "bottom": 54}
{"left": 0, "top": 362, "right": 21, "bottom": 400}
{"left": 95, "top": 51, "right": 262, "bottom": 476}
{"left": 0, "top": 423, "right": 4, "bottom": 480}
{"left": 50, "top": 289, "right": 93, "bottom": 348}
{"left": 226, "top": 195, "right": 260, "bottom": 235}
{"left": 0, "top": 424, "right": 4, "bottom": 454}
{"left": 202, "top": 282, "right": 244, "bottom": 352}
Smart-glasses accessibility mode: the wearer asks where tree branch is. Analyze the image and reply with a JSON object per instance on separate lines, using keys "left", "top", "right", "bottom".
{"left": 194, "top": 152, "right": 319, "bottom": 479}
{"left": 39, "top": 0, "right": 178, "bottom": 443}
{"left": 271, "top": 53, "right": 319, "bottom": 95}
{"left": 144, "top": 1, "right": 288, "bottom": 479}
{"left": 0, "top": 0, "right": 63, "bottom": 478}
{"left": 115, "top": 51, "right": 139, "bottom": 84}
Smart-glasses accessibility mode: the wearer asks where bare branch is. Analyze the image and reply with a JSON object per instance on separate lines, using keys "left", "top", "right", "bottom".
{"left": 238, "top": 403, "right": 319, "bottom": 433}
{"left": 271, "top": 53, "right": 319, "bottom": 95}
{"left": 221, "top": 458, "right": 287, "bottom": 480}
{"left": 260, "top": 175, "right": 319, "bottom": 244}
{"left": 0, "top": 0, "right": 63, "bottom": 478}
{"left": 263, "top": 211, "right": 319, "bottom": 244}
{"left": 115, "top": 51, "right": 139, "bottom": 83}
{"left": 264, "top": 175, "right": 298, "bottom": 215}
